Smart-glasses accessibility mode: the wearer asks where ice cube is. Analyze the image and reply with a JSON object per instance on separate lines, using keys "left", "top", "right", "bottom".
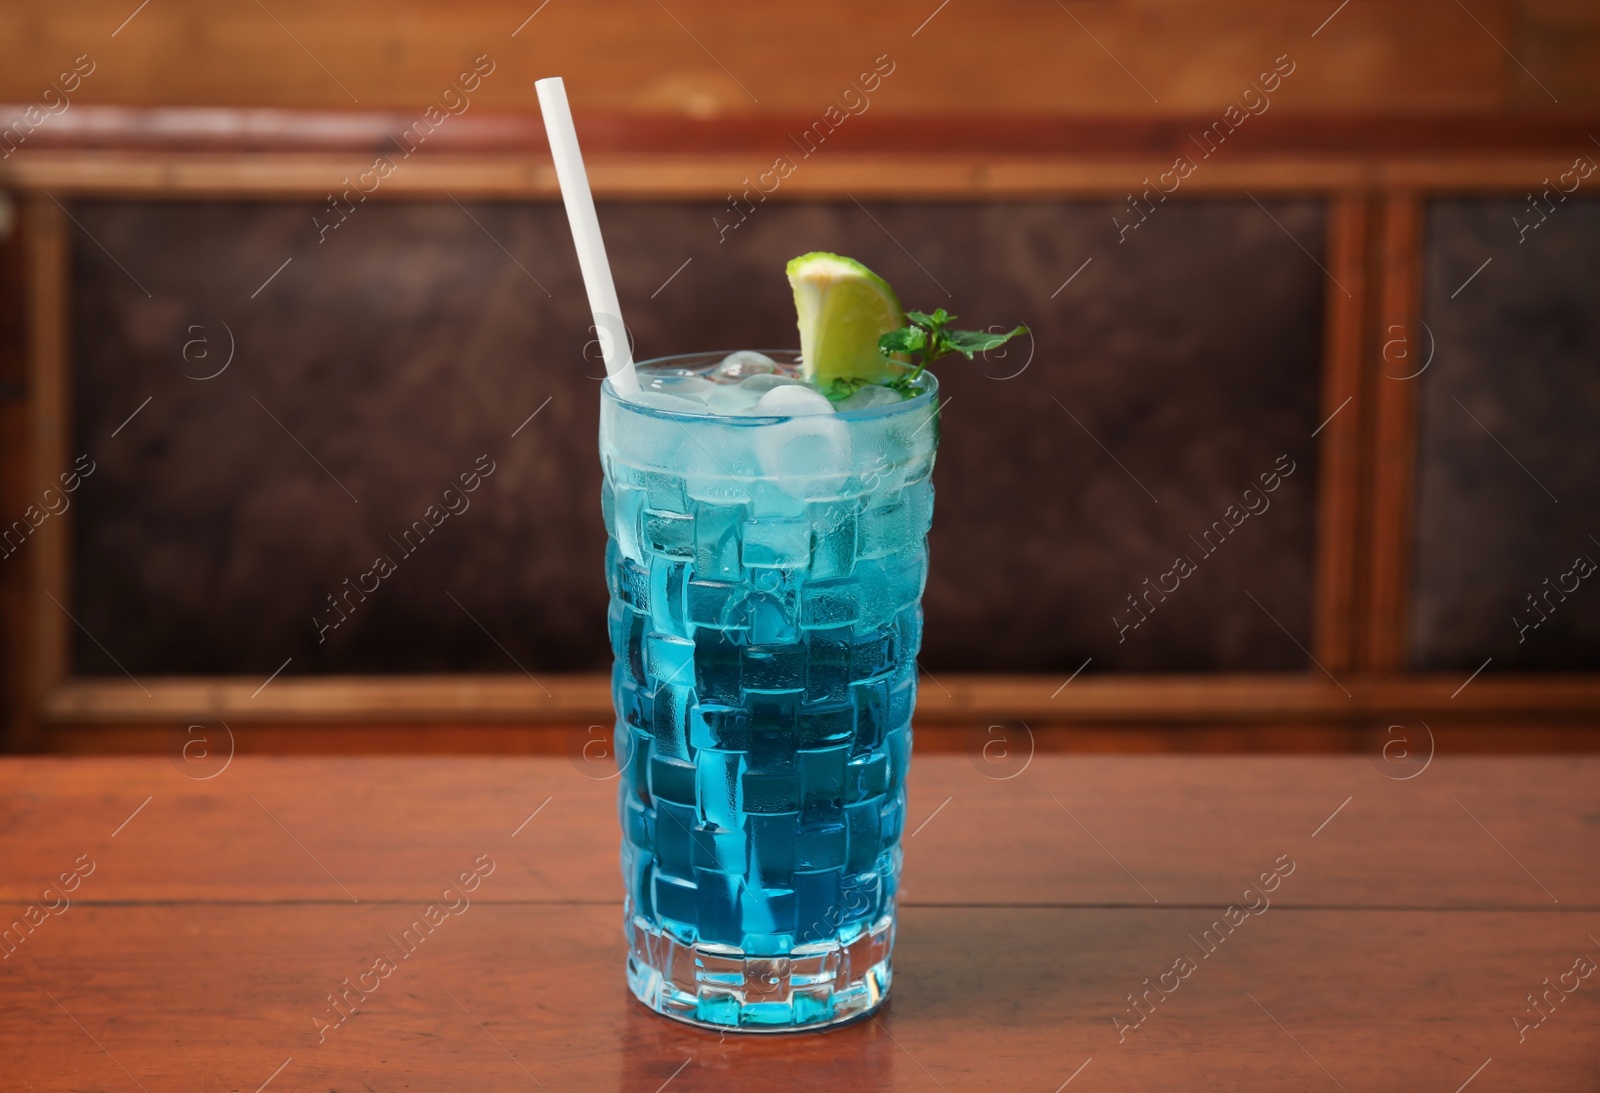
{"left": 647, "top": 375, "right": 717, "bottom": 402}
{"left": 736, "top": 374, "right": 806, "bottom": 397}
{"left": 713, "top": 350, "right": 777, "bottom": 380}
{"left": 703, "top": 383, "right": 761, "bottom": 415}
{"left": 836, "top": 384, "right": 904, "bottom": 412}
{"left": 749, "top": 390, "right": 851, "bottom": 493}
{"left": 626, "top": 390, "right": 708, "bottom": 415}
{"left": 749, "top": 384, "right": 836, "bottom": 418}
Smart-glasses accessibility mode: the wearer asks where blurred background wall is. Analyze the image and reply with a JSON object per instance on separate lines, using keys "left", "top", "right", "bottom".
{"left": 1, "top": 1, "right": 1597, "bottom": 115}
{"left": 3, "top": 0, "right": 1598, "bottom": 754}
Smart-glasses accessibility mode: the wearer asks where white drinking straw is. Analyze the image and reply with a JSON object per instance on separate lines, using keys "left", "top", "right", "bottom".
{"left": 535, "top": 76, "right": 639, "bottom": 396}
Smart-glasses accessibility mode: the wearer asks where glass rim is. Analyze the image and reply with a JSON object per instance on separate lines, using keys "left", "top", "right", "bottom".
{"left": 601, "top": 349, "right": 938, "bottom": 425}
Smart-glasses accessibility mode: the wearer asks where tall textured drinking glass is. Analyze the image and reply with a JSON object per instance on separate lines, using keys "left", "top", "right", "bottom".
{"left": 600, "top": 351, "right": 939, "bottom": 1032}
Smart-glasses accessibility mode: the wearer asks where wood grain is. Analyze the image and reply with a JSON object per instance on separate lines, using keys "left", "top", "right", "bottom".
{"left": 1, "top": 0, "right": 1597, "bottom": 115}
{"left": 1310, "top": 196, "right": 1369, "bottom": 671}
{"left": 2, "top": 757, "right": 1593, "bottom": 909}
{"left": 12, "top": 105, "right": 1600, "bottom": 156}
{"left": 28, "top": 719, "right": 1600, "bottom": 757}
{"left": 1362, "top": 194, "right": 1424, "bottom": 670}
{"left": 0, "top": 200, "right": 33, "bottom": 751}
{"left": 0, "top": 755, "right": 1593, "bottom": 1091}
{"left": 5, "top": 148, "right": 1598, "bottom": 199}
{"left": 23, "top": 196, "right": 69, "bottom": 721}
{"left": 37, "top": 672, "right": 1600, "bottom": 724}
{"left": 4, "top": 904, "right": 1595, "bottom": 1091}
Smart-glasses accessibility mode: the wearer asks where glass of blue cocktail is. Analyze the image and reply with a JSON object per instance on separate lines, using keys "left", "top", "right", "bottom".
{"left": 602, "top": 331, "right": 937, "bottom": 1030}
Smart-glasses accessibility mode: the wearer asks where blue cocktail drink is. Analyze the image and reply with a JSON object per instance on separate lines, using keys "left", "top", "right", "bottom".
{"left": 601, "top": 349, "right": 938, "bottom": 1031}
{"left": 530, "top": 81, "right": 1010, "bottom": 1032}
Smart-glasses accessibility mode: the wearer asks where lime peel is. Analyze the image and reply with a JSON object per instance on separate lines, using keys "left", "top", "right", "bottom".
{"left": 786, "top": 252, "right": 908, "bottom": 389}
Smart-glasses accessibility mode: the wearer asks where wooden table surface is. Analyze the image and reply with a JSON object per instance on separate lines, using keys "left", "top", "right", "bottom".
{"left": 1, "top": 753, "right": 1596, "bottom": 1091}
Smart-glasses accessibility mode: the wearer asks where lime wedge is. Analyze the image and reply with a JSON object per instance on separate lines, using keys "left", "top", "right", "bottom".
{"left": 786, "top": 252, "right": 907, "bottom": 386}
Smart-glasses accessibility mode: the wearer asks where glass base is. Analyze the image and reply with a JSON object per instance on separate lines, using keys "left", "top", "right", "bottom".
{"left": 624, "top": 912, "right": 894, "bottom": 1033}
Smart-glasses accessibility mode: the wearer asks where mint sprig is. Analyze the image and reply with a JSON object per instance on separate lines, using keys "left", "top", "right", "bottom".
{"left": 879, "top": 309, "right": 1028, "bottom": 392}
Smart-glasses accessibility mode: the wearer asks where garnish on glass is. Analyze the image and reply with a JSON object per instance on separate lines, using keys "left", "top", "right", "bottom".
{"left": 877, "top": 308, "right": 1028, "bottom": 394}
{"left": 786, "top": 251, "right": 1027, "bottom": 402}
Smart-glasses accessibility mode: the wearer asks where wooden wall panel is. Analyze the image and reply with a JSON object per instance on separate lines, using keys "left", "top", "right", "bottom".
{"left": 66, "top": 196, "right": 1324, "bottom": 680}
{"left": 1, "top": 2, "right": 1597, "bottom": 117}
{"left": 3, "top": 0, "right": 1599, "bottom": 748}
{"left": 1411, "top": 196, "right": 1600, "bottom": 671}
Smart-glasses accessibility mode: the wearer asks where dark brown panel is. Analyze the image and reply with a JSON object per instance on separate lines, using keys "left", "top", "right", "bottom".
{"left": 68, "top": 198, "right": 606, "bottom": 677}
{"left": 68, "top": 196, "right": 1323, "bottom": 678}
{"left": 1411, "top": 196, "right": 1600, "bottom": 671}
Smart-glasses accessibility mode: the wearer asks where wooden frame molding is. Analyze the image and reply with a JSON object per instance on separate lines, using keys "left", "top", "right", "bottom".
{"left": 1361, "top": 193, "right": 1424, "bottom": 670}
{"left": 5, "top": 106, "right": 1599, "bottom": 741}
{"left": 39, "top": 673, "right": 1600, "bottom": 726}
{"left": 2, "top": 152, "right": 1591, "bottom": 201}
{"left": 18, "top": 196, "right": 71, "bottom": 750}
{"left": 9, "top": 107, "right": 1600, "bottom": 156}
{"left": 1310, "top": 195, "right": 1369, "bottom": 672}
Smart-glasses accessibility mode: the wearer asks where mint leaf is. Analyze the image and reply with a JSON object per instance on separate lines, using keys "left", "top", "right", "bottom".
{"left": 946, "top": 325, "right": 1028, "bottom": 358}
{"left": 878, "top": 326, "right": 926, "bottom": 356}
{"left": 878, "top": 309, "right": 1029, "bottom": 385}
